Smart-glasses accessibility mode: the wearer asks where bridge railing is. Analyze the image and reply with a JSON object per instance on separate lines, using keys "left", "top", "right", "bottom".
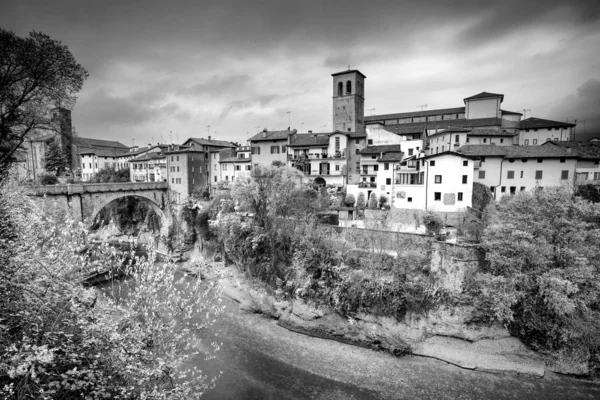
{"left": 24, "top": 181, "right": 169, "bottom": 196}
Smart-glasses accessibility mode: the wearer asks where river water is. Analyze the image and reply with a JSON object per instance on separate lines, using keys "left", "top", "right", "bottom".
{"left": 98, "top": 265, "right": 600, "bottom": 400}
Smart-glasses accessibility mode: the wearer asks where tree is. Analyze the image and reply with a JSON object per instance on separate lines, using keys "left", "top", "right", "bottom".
{"left": 575, "top": 184, "right": 600, "bottom": 203}
{"left": 344, "top": 193, "right": 355, "bottom": 207}
{"left": 474, "top": 187, "right": 600, "bottom": 372}
{"left": 368, "top": 192, "right": 378, "bottom": 209}
{"left": 422, "top": 211, "right": 443, "bottom": 236}
{"left": 379, "top": 195, "right": 388, "bottom": 209}
{"left": 0, "top": 29, "right": 89, "bottom": 183}
{"left": 43, "top": 140, "right": 68, "bottom": 175}
{"left": 90, "top": 165, "right": 130, "bottom": 183}
{"left": 271, "top": 160, "right": 285, "bottom": 167}
{"left": 356, "top": 192, "right": 366, "bottom": 209}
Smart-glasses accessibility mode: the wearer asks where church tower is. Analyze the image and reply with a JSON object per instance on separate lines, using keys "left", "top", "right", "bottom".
{"left": 332, "top": 69, "right": 366, "bottom": 133}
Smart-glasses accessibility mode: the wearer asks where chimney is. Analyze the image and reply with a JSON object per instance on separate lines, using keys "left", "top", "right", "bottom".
{"left": 308, "top": 130, "right": 312, "bottom": 133}
{"left": 208, "top": 136, "right": 211, "bottom": 141}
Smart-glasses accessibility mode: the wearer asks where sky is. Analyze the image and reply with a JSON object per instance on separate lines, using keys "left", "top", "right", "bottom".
{"left": 2, "top": 0, "right": 600, "bottom": 145}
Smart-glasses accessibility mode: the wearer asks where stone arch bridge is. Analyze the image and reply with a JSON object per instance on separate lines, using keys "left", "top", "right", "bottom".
{"left": 25, "top": 182, "right": 170, "bottom": 236}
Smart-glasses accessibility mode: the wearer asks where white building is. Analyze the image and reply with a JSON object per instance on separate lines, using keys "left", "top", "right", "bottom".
{"left": 541, "top": 141, "right": 600, "bottom": 185}
{"left": 218, "top": 146, "right": 252, "bottom": 183}
{"left": 518, "top": 118, "right": 577, "bottom": 145}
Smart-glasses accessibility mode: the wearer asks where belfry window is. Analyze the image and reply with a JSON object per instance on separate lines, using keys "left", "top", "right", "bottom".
{"left": 338, "top": 82, "right": 343, "bottom": 96}
{"left": 346, "top": 80, "right": 352, "bottom": 95}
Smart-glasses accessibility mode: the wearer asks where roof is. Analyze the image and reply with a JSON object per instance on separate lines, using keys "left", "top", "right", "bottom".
{"left": 501, "top": 109, "right": 523, "bottom": 116}
{"left": 520, "top": 117, "right": 576, "bottom": 129}
{"left": 365, "top": 107, "right": 465, "bottom": 122}
{"left": 184, "top": 137, "right": 236, "bottom": 148}
{"left": 467, "top": 128, "right": 517, "bottom": 137}
{"left": 463, "top": 92, "right": 504, "bottom": 103}
{"left": 457, "top": 144, "right": 579, "bottom": 159}
{"left": 248, "top": 129, "right": 293, "bottom": 142}
{"left": 378, "top": 152, "right": 405, "bottom": 162}
{"left": 129, "top": 152, "right": 166, "bottom": 162}
{"left": 289, "top": 133, "right": 330, "bottom": 147}
{"left": 423, "top": 151, "right": 480, "bottom": 160}
{"left": 542, "top": 141, "right": 600, "bottom": 160}
{"left": 73, "top": 136, "right": 129, "bottom": 149}
{"left": 371, "top": 117, "right": 504, "bottom": 137}
{"left": 78, "top": 146, "right": 131, "bottom": 157}
{"left": 427, "top": 127, "right": 472, "bottom": 138}
{"left": 331, "top": 69, "right": 366, "bottom": 79}
{"left": 359, "top": 145, "right": 402, "bottom": 155}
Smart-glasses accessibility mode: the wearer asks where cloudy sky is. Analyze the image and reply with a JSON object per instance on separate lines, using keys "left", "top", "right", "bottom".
{"left": 2, "top": 0, "right": 600, "bottom": 145}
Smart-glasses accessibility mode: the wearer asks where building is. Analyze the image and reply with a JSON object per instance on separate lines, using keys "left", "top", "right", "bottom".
{"left": 218, "top": 146, "right": 252, "bottom": 183}
{"left": 248, "top": 129, "right": 290, "bottom": 167}
{"left": 165, "top": 145, "right": 209, "bottom": 203}
{"left": 518, "top": 118, "right": 577, "bottom": 145}
{"left": 77, "top": 138, "right": 131, "bottom": 181}
{"left": 541, "top": 141, "right": 600, "bottom": 185}
{"left": 129, "top": 152, "right": 167, "bottom": 183}
{"left": 457, "top": 145, "right": 579, "bottom": 199}
{"left": 179, "top": 137, "right": 237, "bottom": 188}
{"left": 332, "top": 70, "right": 366, "bottom": 133}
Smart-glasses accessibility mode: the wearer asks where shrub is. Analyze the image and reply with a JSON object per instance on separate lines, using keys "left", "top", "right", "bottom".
{"left": 368, "top": 193, "right": 378, "bottom": 210}
{"left": 379, "top": 195, "right": 388, "bottom": 209}
{"left": 39, "top": 173, "right": 58, "bottom": 185}
{"left": 344, "top": 193, "right": 356, "bottom": 207}
{"left": 356, "top": 192, "right": 366, "bottom": 209}
{"left": 422, "top": 211, "right": 443, "bottom": 236}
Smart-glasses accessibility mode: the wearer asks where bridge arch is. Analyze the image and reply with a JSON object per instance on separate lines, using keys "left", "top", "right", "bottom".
{"left": 90, "top": 193, "right": 169, "bottom": 238}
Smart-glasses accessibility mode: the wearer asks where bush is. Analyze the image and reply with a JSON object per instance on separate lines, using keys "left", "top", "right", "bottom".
{"left": 576, "top": 184, "right": 600, "bottom": 203}
{"left": 368, "top": 192, "right": 378, "bottom": 210}
{"left": 379, "top": 195, "right": 388, "bottom": 209}
{"left": 422, "top": 211, "right": 443, "bottom": 236}
{"left": 344, "top": 193, "right": 355, "bottom": 207}
{"left": 356, "top": 192, "right": 366, "bottom": 209}
{"left": 39, "top": 173, "right": 58, "bottom": 185}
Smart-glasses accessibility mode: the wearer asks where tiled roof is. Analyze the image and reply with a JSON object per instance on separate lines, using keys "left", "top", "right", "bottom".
{"left": 185, "top": 137, "right": 236, "bottom": 148}
{"left": 378, "top": 152, "right": 404, "bottom": 162}
{"left": 373, "top": 117, "right": 503, "bottom": 137}
{"left": 359, "top": 145, "right": 402, "bottom": 154}
{"left": 542, "top": 141, "right": 600, "bottom": 159}
{"left": 423, "top": 150, "right": 480, "bottom": 160}
{"left": 463, "top": 92, "right": 504, "bottom": 102}
{"left": 365, "top": 107, "right": 465, "bottom": 122}
{"left": 427, "top": 127, "right": 472, "bottom": 138}
{"left": 331, "top": 69, "right": 366, "bottom": 79}
{"left": 347, "top": 131, "right": 368, "bottom": 138}
{"left": 501, "top": 109, "right": 523, "bottom": 116}
{"left": 457, "top": 145, "right": 579, "bottom": 159}
{"left": 467, "top": 128, "right": 517, "bottom": 137}
{"left": 248, "top": 129, "right": 293, "bottom": 142}
{"left": 520, "top": 117, "right": 576, "bottom": 129}
{"left": 129, "top": 152, "right": 166, "bottom": 162}
{"left": 73, "top": 137, "right": 129, "bottom": 149}
{"left": 78, "top": 146, "right": 131, "bottom": 157}
{"left": 289, "top": 133, "right": 330, "bottom": 147}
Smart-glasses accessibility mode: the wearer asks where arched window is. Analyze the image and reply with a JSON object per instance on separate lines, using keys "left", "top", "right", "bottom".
{"left": 337, "top": 82, "right": 343, "bottom": 96}
{"left": 346, "top": 80, "right": 352, "bottom": 95}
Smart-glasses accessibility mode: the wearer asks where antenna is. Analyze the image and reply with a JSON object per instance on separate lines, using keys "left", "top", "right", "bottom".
{"left": 368, "top": 108, "right": 375, "bottom": 116}
{"left": 286, "top": 111, "right": 292, "bottom": 128}
{"left": 132, "top": 138, "right": 135, "bottom": 147}
{"left": 206, "top": 125, "right": 211, "bottom": 137}
{"left": 417, "top": 104, "right": 427, "bottom": 111}
{"left": 522, "top": 109, "right": 531, "bottom": 119}
{"left": 170, "top": 130, "right": 173, "bottom": 143}
{"left": 300, "top": 122, "right": 305, "bottom": 131}
{"left": 176, "top": 132, "right": 179, "bottom": 143}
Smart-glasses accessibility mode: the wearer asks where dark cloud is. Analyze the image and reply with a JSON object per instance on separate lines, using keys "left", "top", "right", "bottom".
{"left": 179, "top": 74, "right": 253, "bottom": 97}
{"left": 551, "top": 79, "right": 600, "bottom": 140}
{"left": 219, "top": 95, "right": 280, "bottom": 120}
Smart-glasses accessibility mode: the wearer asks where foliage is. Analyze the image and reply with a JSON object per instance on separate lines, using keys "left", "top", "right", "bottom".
{"left": 0, "top": 177, "right": 222, "bottom": 399}
{"left": 271, "top": 160, "right": 285, "bottom": 167}
{"left": 344, "top": 193, "right": 355, "bottom": 207}
{"left": 89, "top": 165, "right": 130, "bottom": 183}
{"left": 473, "top": 187, "right": 600, "bottom": 373}
{"left": 43, "top": 141, "right": 68, "bottom": 176}
{"left": 0, "top": 29, "right": 88, "bottom": 184}
{"left": 575, "top": 184, "right": 600, "bottom": 203}
{"left": 92, "top": 196, "right": 161, "bottom": 234}
{"left": 356, "top": 192, "right": 366, "bottom": 209}
{"left": 471, "top": 182, "right": 493, "bottom": 212}
{"left": 368, "top": 192, "right": 378, "bottom": 210}
{"left": 379, "top": 195, "right": 388, "bottom": 209}
{"left": 422, "top": 211, "right": 443, "bottom": 236}
{"left": 38, "top": 173, "right": 58, "bottom": 185}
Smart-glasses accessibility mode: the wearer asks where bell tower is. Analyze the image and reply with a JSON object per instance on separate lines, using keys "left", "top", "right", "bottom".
{"left": 332, "top": 69, "right": 366, "bottom": 133}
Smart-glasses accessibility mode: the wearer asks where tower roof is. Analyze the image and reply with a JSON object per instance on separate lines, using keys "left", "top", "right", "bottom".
{"left": 331, "top": 69, "right": 366, "bottom": 79}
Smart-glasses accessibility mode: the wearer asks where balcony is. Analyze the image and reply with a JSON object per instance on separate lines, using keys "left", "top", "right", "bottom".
{"left": 358, "top": 182, "right": 377, "bottom": 188}
{"left": 288, "top": 150, "right": 346, "bottom": 160}
{"left": 236, "top": 146, "right": 251, "bottom": 152}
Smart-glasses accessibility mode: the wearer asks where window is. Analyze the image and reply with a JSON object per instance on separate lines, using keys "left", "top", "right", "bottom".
{"left": 434, "top": 192, "right": 441, "bottom": 201}
{"left": 373, "top": 165, "right": 379, "bottom": 171}
{"left": 559, "top": 158, "right": 565, "bottom": 163}
{"left": 247, "top": 165, "right": 252, "bottom": 171}
{"left": 355, "top": 139, "right": 360, "bottom": 144}
{"left": 500, "top": 139, "right": 504, "bottom": 143}
{"left": 537, "top": 158, "right": 543, "bottom": 163}
{"left": 335, "top": 137, "right": 340, "bottom": 152}
{"left": 368, "top": 139, "right": 373, "bottom": 145}
{"left": 430, "top": 161, "right": 435, "bottom": 166}
{"left": 384, "top": 163, "right": 389, "bottom": 170}
{"left": 407, "top": 197, "right": 413, "bottom": 202}
{"left": 356, "top": 162, "right": 360, "bottom": 170}
{"left": 535, "top": 170, "right": 543, "bottom": 179}
{"left": 546, "top": 138, "right": 551, "bottom": 142}
{"left": 192, "top": 166, "right": 194, "bottom": 172}
{"left": 462, "top": 175, "right": 467, "bottom": 184}
{"left": 177, "top": 166, "right": 180, "bottom": 172}
{"left": 435, "top": 175, "right": 442, "bottom": 184}
{"left": 335, "top": 164, "right": 340, "bottom": 171}
{"left": 371, "top": 155, "right": 376, "bottom": 159}
{"left": 271, "top": 146, "right": 279, "bottom": 154}
{"left": 346, "top": 80, "right": 352, "bottom": 95}
{"left": 594, "top": 172, "right": 600, "bottom": 180}
{"left": 507, "top": 171, "right": 514, "bottom": 179}
{"left": 463, "top": 160, "right": 468, "bottom": 166}
{"left": 171, "top": 156, "right": 173, "bottom": 161}
{"left": 370, "top": 177, "right": 375, "bottom": 182}
{"left": 171, "top": 178, "right": 174, "bottom": 184}
{"left": 458, "top": 192, "right": 463, "bottom": 201}
{"left": 520, "top": 187, "right": 526, "bottom": 191}
{"left": 386, "top": 178, "right": 391, "bottom": 184}
{"left": 408, "top": 149, "right": 414, "bottom": 156}
{"left": 510, "top": 186, "right": 516, "bottom": 195}
{"left": 490, "top": 186, "right": 495, "bottom": 193}
{"left": 524, "top": 139, "right": 529, "bottom": 145}
{"left": 466, "top": 137, "right": 470, "bottom": 143}
{"left": 483, "top": 138, "right": 487, "bottom": 143}
{"left": 338, "top": 82, "right": 343, "bottom": 96}
{"left": 533, "top": 139, "right": 538, "bottom": 145}
{"left": 355, "top": 149, "right": 359, "bottom": 155}
{"left": 478, "top": 170, "right": 486, "bottom": 179}
{"left": 214, "top": 176, "right": 217, "bottom": 182}
{"left": 561, "top": 170, "right": 569, "bottom": 180}
{"left": 282, "top": 145, "right": 287, "bottom": 153}
{"left": 235, "top": 165, "right": 241, "bottom": 171}
{"left": 501, "top": 186, "right": 506, "bottom": 193}
{"left": 177, "top": 156, "right": 179, "bottom": 161}
{"left": 520, "top": 171, "right": 524, "bottom": 178}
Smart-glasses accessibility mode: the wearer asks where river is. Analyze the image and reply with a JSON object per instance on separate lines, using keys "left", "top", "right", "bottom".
{"left": 98, "top": 262, "right": 600, "bottom": 400}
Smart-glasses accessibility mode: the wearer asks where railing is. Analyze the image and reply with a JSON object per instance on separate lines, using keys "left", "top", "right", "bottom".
{"left": 25, "top": 181, "right": 169, "bottom": 195}
{"left": 289, "top": 150, "right": 346, "bottom": 160}
{"left": 358, "top": 182, "right": 377, "bottom": 188}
